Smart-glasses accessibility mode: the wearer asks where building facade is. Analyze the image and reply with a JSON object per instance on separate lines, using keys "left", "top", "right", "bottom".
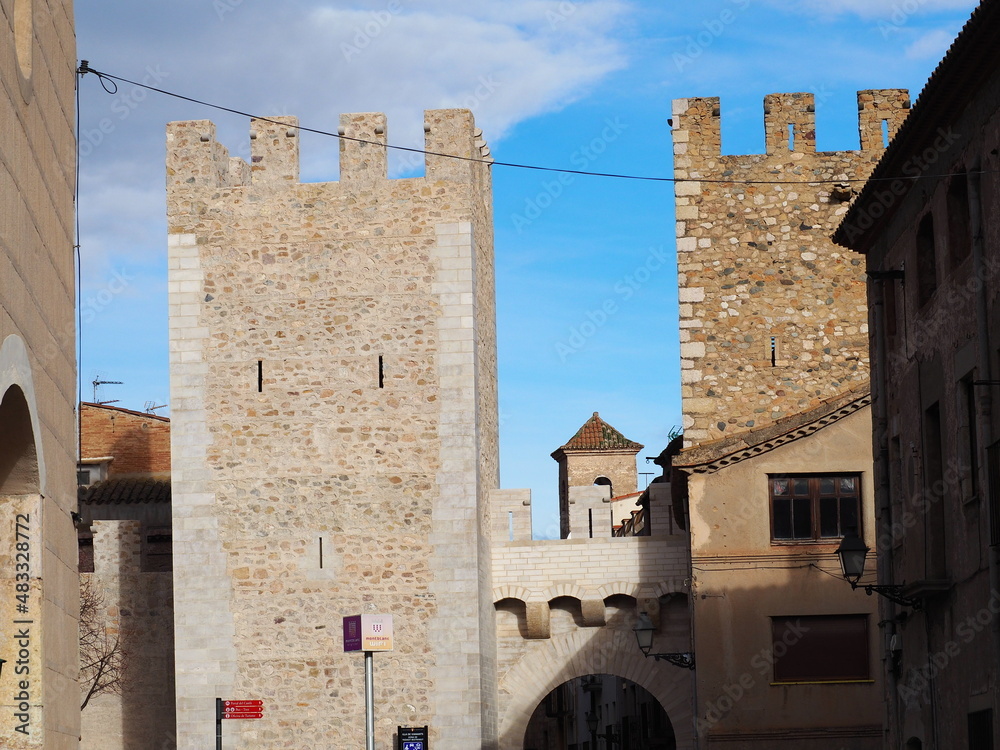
{"left": 492, "top": 418, "right": 691, "bottom": 749}
{"left": 0, "top": 2, "right": 79, "bottom": 748}
{"left": 166, "top": 110, "right": 499, "bottom": 749}
{"left": 550, "top": 412, "right": 644, "bottom": 539}
{"left": 836, "top": 2, "right": 1000, "bottom": 746}
{"left": 671, "top": 89, "right": 909, "bottom": 748}
{"left": 76, "top": 403, "right": 175, "bottom": 749}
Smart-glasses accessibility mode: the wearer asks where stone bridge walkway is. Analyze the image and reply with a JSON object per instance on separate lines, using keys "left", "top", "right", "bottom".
{"left": 490, "top": 486, "right": 694, "bottom": 749}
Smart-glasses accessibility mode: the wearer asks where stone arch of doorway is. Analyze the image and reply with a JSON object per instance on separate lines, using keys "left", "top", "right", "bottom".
{"left": 497, "top": 626, "right": 694, "bottom": 750}
{"left": 0, "top": 334, "right": 46, "bottom": 494}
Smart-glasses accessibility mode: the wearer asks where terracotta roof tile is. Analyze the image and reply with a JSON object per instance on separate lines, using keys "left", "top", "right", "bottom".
{"left": 555, "top": 412, "right": 643, "bottom": 453}
{"left": 79, "top": 478, "right": 171, "bottom": 506}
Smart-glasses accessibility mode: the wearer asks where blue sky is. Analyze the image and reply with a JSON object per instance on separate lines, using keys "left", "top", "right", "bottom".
{"left": 76, "top": 0, "right": 978, "bottom": 538}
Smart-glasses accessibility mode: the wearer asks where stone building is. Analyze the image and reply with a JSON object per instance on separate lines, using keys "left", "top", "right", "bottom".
{"left": 78, "top": 401, "right": 171, "bottom": 483}
{"left": 550, "top": 411, "right": 644, "bottom": 539}
{"left": 670, "top": 89, "right": 909, "bottom": 748}
{"left": 492, "top": 419, "right": 691, "bottom": 749}
{"left": 166, "top": 110, "right": 498, "bottom": 749}
{"left": 835, "top": 2, "right": 1000, "bottom": 746}
{"left": 0, "top": 2, "right": 80, "bottom": 748}
{"left": 76, "top": 402, "right": 175, "bottom": 749}
{"left": 79, "top": 520, "right": 175, "bottom": 750}
{"left": 164, "top": 107, "right": 696, "bottom": 749}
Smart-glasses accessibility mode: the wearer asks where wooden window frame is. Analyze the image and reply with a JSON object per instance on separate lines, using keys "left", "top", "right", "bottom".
{"left": 769, "top": 473, "right": 862, "bottom": 544}
{"left": 771, "top": 614, "right": 871, "bottom": 683}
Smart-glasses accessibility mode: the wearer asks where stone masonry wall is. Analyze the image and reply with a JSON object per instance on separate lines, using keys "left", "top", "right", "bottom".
{"left": 167, "top": 111, "right": 497, "bottom": 749}
{"left": 673, "top": 90, "right": 909, "bottom": 443}
{"left": 565, "top": 451, "right": 638, "bottom": 498}
{"left": 79, "top": 404, "right": 171, "bottom": 476}
{"left": 491, "top": 508, "right": 692, "bottom": 749}
{"left": 0, "top": 2, "right": 79, "bottom": 748}
{"left": 80, "top": 521, "right": 175, "bottom": 750}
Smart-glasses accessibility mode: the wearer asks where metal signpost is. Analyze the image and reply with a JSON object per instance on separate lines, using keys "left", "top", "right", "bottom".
{"left": 216, "top": 698, "right": 265, "bottom": 749}
{"left": 399, "top": 725, "right": 429, "bottom": 750}
{"left": 344, "top": 614, "right": 394, "bottom": 750}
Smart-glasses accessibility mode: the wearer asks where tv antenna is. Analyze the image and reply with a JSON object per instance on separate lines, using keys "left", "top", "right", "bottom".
{"left": 92, "top": 375, "right": 123, "bottom": 406}
{"left": 144, "top": 401, "right": 167, "bottom": 415}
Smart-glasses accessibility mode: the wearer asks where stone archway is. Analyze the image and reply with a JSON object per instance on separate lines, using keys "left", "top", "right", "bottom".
{"left": 524, "top": 674, "right": 675, "bottom": 749}
{"left": 497, "top": 627, "right": 694, "bottom": 750}
{"left": 0, "top": 384, "right": 40, "bottom": 493}
{"left": 0, "top": 335, "right": 48, "bottom": 747}
{"left": 0, "top": 335, "right": 46, "bottom": 494}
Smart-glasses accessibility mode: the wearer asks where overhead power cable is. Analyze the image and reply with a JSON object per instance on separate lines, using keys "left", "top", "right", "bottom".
{"left": 77, "top": 62, "right": 975, "bottom": 187}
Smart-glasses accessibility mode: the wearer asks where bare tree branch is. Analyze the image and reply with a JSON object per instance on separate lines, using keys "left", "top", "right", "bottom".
{"left": 79, "top": 577, "right": 129, "bottom": 711}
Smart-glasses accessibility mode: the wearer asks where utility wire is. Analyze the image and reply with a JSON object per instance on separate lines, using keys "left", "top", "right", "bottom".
{"left": 75, "top": 65, "right": 84, "bottom": 464}
{"left": 77, "top": 63, "right": 976, "bottom": 187}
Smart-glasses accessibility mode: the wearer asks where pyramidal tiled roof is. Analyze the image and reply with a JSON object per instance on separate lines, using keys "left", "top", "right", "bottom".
{"left": 555, "top": 412, "right": 643, "bottom": 453}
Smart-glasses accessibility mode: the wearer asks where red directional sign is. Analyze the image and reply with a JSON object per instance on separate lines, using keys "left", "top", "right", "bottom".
{"left": 221, "top": 699, "right": 265, "bottom": 720}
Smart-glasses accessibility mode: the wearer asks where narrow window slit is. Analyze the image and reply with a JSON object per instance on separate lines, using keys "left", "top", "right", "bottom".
{"left": 378, "top": 355, "right": 385, "bottom": 388}
{"left": 318, "top": 537, "right": 324, "bottom": 569}
{"left": 882, "top": 119, "right": 890, "bottom": 148}
{"left": 508, "top": 511, "right": 514, "bottom": 542}
{"left": 257, "top": 360, "right": 263, "bottom": 392}
{"left": 588, "top": 508, "right": 594, "bottom": 539}
{"left": 788, "top": 123, "right": 795, "bottom": 151}
{"left": 770, "top": 337, "right": 778, "bottom": 367}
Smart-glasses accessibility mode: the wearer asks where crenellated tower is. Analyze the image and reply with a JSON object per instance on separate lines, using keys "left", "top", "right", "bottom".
{"left": 166, "top": 111, "right": 498, "bottom": 749}
{"left": 672, "top": 90, "right": 910, "bottom": 444}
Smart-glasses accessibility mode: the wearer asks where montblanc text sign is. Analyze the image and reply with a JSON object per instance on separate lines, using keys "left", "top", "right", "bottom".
{"left": 343, "top": 613, "right": 394, "bottom": 652}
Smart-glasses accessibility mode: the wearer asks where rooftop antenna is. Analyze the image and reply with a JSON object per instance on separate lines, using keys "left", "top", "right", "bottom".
{"left": 92, "top": 374, "right": 123, "bottom": 406}
{"left": 144, "top": 401, "right": 167, "bottom": 415}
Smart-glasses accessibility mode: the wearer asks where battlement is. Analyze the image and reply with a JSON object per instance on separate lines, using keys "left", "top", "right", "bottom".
{"left": 672, "top": 89, "right": 909, "bottom": 158}
{"left": 166, "top": 109, "right": 493, "bottom": 190}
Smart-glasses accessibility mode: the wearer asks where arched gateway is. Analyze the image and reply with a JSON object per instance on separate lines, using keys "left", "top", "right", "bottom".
{"left": 497, "top": 626, "right": 693, "bottom": 749}
{"left": 490, "top": 416, "right": 693, "bottom": 750}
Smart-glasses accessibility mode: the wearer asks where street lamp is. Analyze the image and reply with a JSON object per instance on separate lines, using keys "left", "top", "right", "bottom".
{"left": 632, "top": 611, "right": 695, "bottom": 669}
{"left": 585, "top": 710, "right": 620, "bottom": 747}
{"left": 835, "top": 528, "right": 921, "bottom": 609}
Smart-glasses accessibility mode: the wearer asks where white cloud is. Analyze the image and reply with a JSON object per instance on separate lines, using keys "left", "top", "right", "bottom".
{"left": 76, "top": 0, "right": 632, "bottom": 261}
{"left": 905, "top": 26, "right": 960, "bottom": 58}
{"left": 765, "top": 0, "right": 976, "bottom": 21}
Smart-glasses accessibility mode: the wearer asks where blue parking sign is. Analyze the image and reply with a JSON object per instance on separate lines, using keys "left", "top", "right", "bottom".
{"left": 398, "top": 725, "right": 428, "bottom": 750}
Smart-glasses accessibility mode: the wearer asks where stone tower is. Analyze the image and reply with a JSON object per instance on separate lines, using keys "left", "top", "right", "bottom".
{"left": 671, "top": 91, "right": 907, "bottom": 749}
{"left": 551, "top": 412, "right": 643, "bottom": 538}
{"left": 672, "top": 90, "right": 910, "bottom": 444}
{"left": 166, "top": 111, "right": 498, "bottom": 749}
